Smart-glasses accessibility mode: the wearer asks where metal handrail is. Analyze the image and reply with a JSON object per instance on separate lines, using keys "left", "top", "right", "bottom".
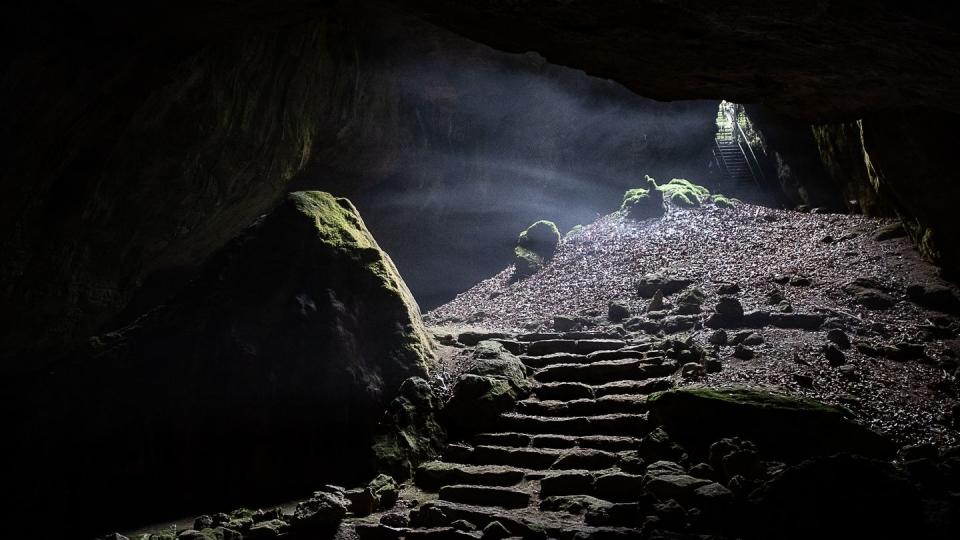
{"left": 733, "top": 122, "right": 767, "bottom": 186}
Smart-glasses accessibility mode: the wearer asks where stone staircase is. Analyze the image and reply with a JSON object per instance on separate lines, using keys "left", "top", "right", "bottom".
{"left": 359, "top": 331, "right": 683, "bottom": 540}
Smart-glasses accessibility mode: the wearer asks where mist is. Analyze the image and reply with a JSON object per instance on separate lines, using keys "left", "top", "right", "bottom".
{"left": 340, "top": 31, "right": 720, "bottom": 310}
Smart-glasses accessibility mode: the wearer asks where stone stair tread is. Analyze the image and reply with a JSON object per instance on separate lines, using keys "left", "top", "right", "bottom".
{"left": 533, "top": 382, "right": 595, "bottom": 401}
{"left": 471, "top": 432, "right": 531, "bottom": 447}
{"left": 438, "top": 484, "right": 532, "bottom": 509}
{"left": 412, "top": 500, "right": 548, "bottom": 538}
{"left": 534, "top": 359, "right": 678, "bottom": 384}
{"left": 516, "top": 397, "right": 647, "bottom": 417}
{"left": 584, "top": 348, "right": 658, "bottom": 362}
{"left": 470, "top": 444, "right": 563, "bottom": 468}
{"left": 415, "top": 461, "right": 527, "bottom": 490}
{"left": 520, "top": 352, "right": 589, "bottom": 368}
{"left": 551, "top": 448, "right": 620, "bottom": 470}
{"left": 499, "top": 413, "right": 649, "bottom": 437}
{"left": 592, "top": 378, "right": 674, "bottom": 397}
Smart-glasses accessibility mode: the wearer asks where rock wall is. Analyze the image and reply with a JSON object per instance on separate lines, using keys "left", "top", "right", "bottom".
{"left": 6, "top": 191, "right": 433, "bottom": 536}
{"left": 0, "top": 5, "right": 404, "bottom": 362}
{"left": 814, "top": 110, "right": 960, "bottom": 275}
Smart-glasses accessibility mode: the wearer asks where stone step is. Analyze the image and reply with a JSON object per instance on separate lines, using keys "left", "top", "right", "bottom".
{"left": 585, "top": 347, "right": 658, "bottom": 362}
{"left": 540, "top": 470, "right": 596, "bottom": 496}
{"left": 526, "top": 339, "right": 579, "bottom": 356}
{"left": 522, "top": 350, "right": 663, "bottom": 369}
{"left": 526, "top": 339, "right": 627, "bottom": 357}
{"left": 533, "top": 382, "right": 595, "bottom": 401}
{"left": 540, "top": 469, "right": 644, "bottom": 502}
{"left": 591, "top": 378, "right": 675, "bottom": 397}
{"left": 437, "top": 484, "right": 531, "bottom": 509}
{"left": 521, "top": 352, "right": 589, "bottom": 369}
{"left": 551, "top": 448, "right": 620, "bottom": 470}
{"left": 499, "top": 413, "right": 649, "bottom": 437}
{"left": 410, "top": 500, "right": 543, "bottom": 538}
{"left": 516, "top": 395, "right": 648, "bottom": 417}
{"left": 469, "top": 445, "right": 562, "bottom": 469}
{"left": 415, "top": 461, "right": 527, "bottom": 490}
{"left": 403, "top": 527, "right": 478, "bottom": 540}
{"left": 472, "top": 432, "right": 531, "bottom": 447}
{"left": 517, "top": 331, "right": 623, "bottom": 342}
{"left": 471, "top": 433, "right": 639, "bottom": 453}
{"left": 533, "top": 359, "right": 678, "bottom": 384}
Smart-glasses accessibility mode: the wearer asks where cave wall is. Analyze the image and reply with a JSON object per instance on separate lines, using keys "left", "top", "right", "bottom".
{"left": 0, "top": 2, "right": 725, "bottom": 362}
{"left": 0, "top": 4, "right": 406, "bottom": 363}
{"left": 814, "top": 110, "right": 960, "bottom": 276}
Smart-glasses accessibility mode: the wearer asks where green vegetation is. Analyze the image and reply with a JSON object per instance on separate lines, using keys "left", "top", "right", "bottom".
{"left": 710, "top": 194, "right": 740, "bottom": 209}
{"left": 514, "top": 220, "right": 560, "bottom": 278}
{"left": 657, "top": 178, "right": 711, "bottom": 207}
{"left": 620, "top": 175, "right": 666, "bottom": 219}
{"left": 621, "top": 176, "right": 738, "bottom": 218}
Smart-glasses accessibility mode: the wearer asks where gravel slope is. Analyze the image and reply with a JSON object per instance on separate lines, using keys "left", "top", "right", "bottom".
{"left": 427, "top": 204, "right": 960, "bottom": 448}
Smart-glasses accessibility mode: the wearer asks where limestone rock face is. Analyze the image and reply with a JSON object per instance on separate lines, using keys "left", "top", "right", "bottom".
{"left": 8, "top": 191, "right": 433, "bottom": 536}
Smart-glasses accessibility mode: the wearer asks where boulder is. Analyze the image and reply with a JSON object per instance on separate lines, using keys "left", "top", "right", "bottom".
{"left": 842, "top": 278, "right": 897, "bottom": 309}
{"left": 608, "top": 301, "right": 631, "bottom": 322}
{"left": 514, "top": 220, "right": 560, "bottom": 278}
{"left": 445, "top": 342, "right": 530, "bottom": 435}
{"left": 636, "top": 273, "right": 693, "bottom": 298}
{"left": 647, "top": 388, "right": 895, "bottom": 461}
{"left": 373, "top": 377, "right": 446, "bottom": 480}
{"left": 621, "top": 177, "right": 667, "bottom": 220}
{"left": 15, "top": 192, "right": 434, "bottom": 530}
{"left": 293, "top": 489, "right": 350, "bottom": 531}
{"left": 907, "top": 282, "right": 960, "bottom": 313}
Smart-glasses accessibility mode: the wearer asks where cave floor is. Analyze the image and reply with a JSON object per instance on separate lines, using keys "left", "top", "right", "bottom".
{"left": 426, "top": 204, "right": 960, "bottom": 449}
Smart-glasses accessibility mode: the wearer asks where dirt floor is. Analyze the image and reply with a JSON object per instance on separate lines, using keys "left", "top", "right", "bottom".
{"left": 426, "top": 204, "right": 960, "bottom": 449}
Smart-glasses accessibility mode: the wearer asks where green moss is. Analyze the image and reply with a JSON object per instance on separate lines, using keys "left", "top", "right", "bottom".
{"left": 656, "top": 178, "right": 711, "bottom": 207}
{"left": 518, "top": 220, "right": 560, "bottom": 256}
{"left": 646, "top": 387, "right": 892, "bottom": 460}
{"left": 290, "top": 191, "right": 434, "bottom": 373}
{"left": 621, "top": 175, "right": 666, "bottom": 219}
{"left": 710, "top": 194, "right": 740, "bottom": 209}
{"left": 514, "top": 220, "right": 559, "bottom": 278}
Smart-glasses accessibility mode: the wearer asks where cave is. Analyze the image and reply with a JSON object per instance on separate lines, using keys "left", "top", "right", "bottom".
{"left": 2, "top": 2, "right": 960, "bottom": 539}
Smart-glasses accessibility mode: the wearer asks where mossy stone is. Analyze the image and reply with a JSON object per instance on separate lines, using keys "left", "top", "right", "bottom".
{"left": 656, "top": 178, "right": 711, "bottom": 207}
{"left": 621, "top": 175, "right": 666, "bottom": 219}
{"left": 647, "top": 387, "right": 894, "bottom": 461}
{"left": 514, "top": 220, "right": 560, "bottom": 277}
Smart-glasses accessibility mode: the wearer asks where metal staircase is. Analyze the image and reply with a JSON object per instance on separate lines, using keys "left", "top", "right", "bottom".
{"left": 713, "top": 106, "right": 767, "bottom": 194}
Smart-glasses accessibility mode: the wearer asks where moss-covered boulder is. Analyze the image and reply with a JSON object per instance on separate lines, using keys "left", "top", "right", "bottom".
{"left": 647, "top": 388, "right": 894, "bottom": 461}
{"left": 12, "top": 191, "right": 434, "bottom": 532}
{"left": 373, "top": 377, "right": 446, "bottom": 480}
{"left": 514, "top": 220, "right": 560, "bottom": 278}
{"left": 621, "top": 175, "right": 666, "bottom": 219}
{"left": 657, "top": 178, "right": 712, "bottom": 207}
{"left": 710, "top": 194, "right": 740, "bottom": 209}
{"left": 444, "top": 340, "right": 531, "bottom": 436}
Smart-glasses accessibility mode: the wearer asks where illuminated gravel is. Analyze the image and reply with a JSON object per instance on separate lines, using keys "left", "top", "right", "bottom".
{"left": 427, "top": 204, "right": 960, "bottom": 448}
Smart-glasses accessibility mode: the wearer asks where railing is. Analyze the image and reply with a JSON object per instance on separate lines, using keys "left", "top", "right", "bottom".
{"left": 714, "top": 120, "right": 767, "bottom": 188}
{"left": 733, "top": 121, "right": 767, "bottom": 186}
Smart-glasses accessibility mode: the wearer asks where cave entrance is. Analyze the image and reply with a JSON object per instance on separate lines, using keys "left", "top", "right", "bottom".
{"left": 712, "top": 101, "right": 768, "bottom": 199}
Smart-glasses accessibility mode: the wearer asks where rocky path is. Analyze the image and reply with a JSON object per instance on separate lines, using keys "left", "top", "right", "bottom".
{"left": 356, "top": 331, "right": 702, "bottom": 540}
